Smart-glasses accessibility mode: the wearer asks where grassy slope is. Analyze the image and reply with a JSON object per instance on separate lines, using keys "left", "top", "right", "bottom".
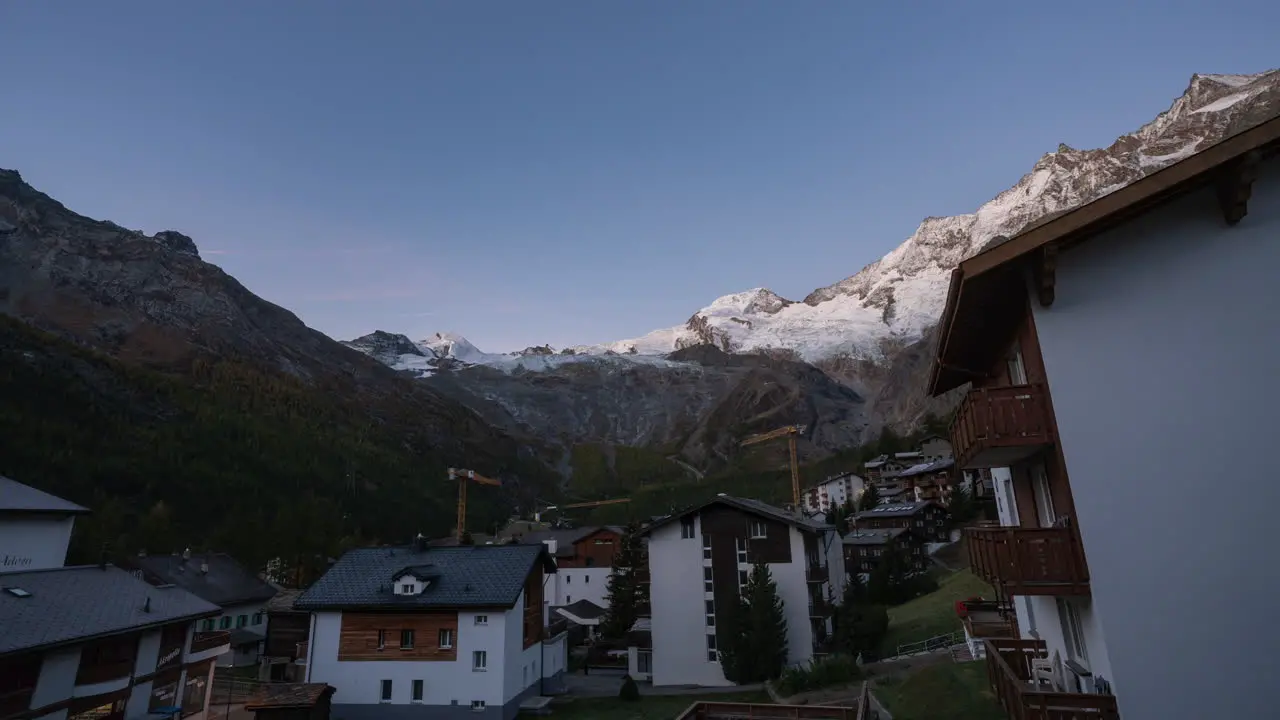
{"left": 548, "top": 692, "right": 770, "bottom": 720}
{"left": 881, "top": 570, "right": 994, "bottom": 654}
{"left": 874, "top": 662, "right": 1004, "bottom": 720}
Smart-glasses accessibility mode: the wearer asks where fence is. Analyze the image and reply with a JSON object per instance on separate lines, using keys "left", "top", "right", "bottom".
{"left": 892, "top": 630, "right": 965, "bottom": 659}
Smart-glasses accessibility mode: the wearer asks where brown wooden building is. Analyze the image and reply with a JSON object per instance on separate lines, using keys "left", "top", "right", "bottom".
{"left": 244, "top": 684, "right": 334, "bottom": 720}
{"left": 841, "top": 527, "right": 926, "bottom": 577}
{"left": 852, "top": 501, "right": 950, "bottom": 543}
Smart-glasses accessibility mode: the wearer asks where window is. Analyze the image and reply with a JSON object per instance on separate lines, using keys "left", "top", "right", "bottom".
{"left": 681, "top": 518, "right": 695, "bottom": 539}
{"left": 411, "top": 679, "right": 423, "bottom": 702}
{"left": 470, "top": 701, "right": 486, "bottom": 712}
{"left": 585, "top": 575, "right": 590, "bottom": 584}
{"left": 1007, "top": 346, "right": 1028, "bottom": 385}
{"left": 702, "top": 533, "right": 712, "bottom": 560}
{"left": 749, "top": 520, "right": 767, "bottom": 539}
{"left": 400, "top": 629, "right": 415, "bottom": 649}
{"left": 377, "top": 630, "right": 387, "bottom": 649}
{"left": 1032, "top": 464, "right": 1057, "bottom": 528}
{"left": 706, "top": 634, "right": 717, "bottom": 662}
{"left": 705, "top": 599, "right": 715, "bottom": 627}
{"left": 473, "top": 650, "right": 487, "bottom": 671}
{"left": 474, "top": 615, "right": 488, "bottom": 626}
{"left": 438, "top": 629, "right": 453, "bottom": 649}
{"left": 566, "top": 595, "right": 571, "bottom": 603}
{"left": 236, "top": 615, "right": 248, "bottom": 629}
{"left": 401, "top": 583, "right": 415, "bottom": 594}
{"left": 251, "top": 612, "right": 263, "bottom": 626}
{"left": 218, "top": 617, "right": 231, "bottom": 630}
{"left": 201, "top": 619, "right": 215, "bottom": 631}
{"left": 523, "top": 665, "right": 528, "bottom": 684}
{"left": 1057, "top": 598, "right": 1090, "bottom": 665}
{"left": 703, "top": 567, "right": 713, "bottom": 592}
{"left": 565, "top": 575, "right": 571, "bottom": 584}
{"left": 379, "top": 680, "right": 392, "bottom": 703}
{"left": 735, "top": 538, "right": 748, "bottom": 564}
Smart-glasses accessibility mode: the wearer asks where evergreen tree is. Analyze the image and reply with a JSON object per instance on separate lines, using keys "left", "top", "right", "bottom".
{"left": 600, "top": 523, "right": 645, "bottom": 639}
{"left": 857, "top": 483, "right": 881, "bottom": 512}
{"left": 875, "top": 425, "right": 902, "bottom": 455}
{"left": 716, "top": 590, "right": 751, "bottom": 683}
{"left": 833, "top": 578, "right": 888, "bottom": 659}
{"left": 743, "top": 561, "right": 789, "bottom": 681}
{"left": 948, "top": 483, "right": 975, "bottom": 524}
{"left": 867, "top": 543, "right": 909, "bottom": 605}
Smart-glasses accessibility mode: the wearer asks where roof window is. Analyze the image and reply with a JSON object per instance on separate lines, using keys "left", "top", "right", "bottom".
{"left": 4, "top": 587, "right": 32, "bottom": 598}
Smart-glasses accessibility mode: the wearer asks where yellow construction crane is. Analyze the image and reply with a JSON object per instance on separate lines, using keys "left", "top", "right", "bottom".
{"left": 740, "top": 424, "right": 807, "bottom": 509}
{"left": 534, "top": 498, "right": 631, "bottom": 522}
{"left": 449, "top": 467, "right": 502, "bottom": 542}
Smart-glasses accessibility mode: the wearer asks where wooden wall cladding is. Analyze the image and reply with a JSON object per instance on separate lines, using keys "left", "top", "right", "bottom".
{"left": 338, "top": 612, "right": 459, "bottom": 661}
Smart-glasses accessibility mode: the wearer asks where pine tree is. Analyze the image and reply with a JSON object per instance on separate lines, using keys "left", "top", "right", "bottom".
{"left": 833, "top": 578, "right": 888, "bottom": 659}
{"left": 600, "top": 523, "right": 645, "bottom": 639}
{"left": 716, "top": 591, "right": 751, "bottom": 683}
{"left": 858, "top": 483, "right": 881, "bottom": 512}
{"left": 867, "top": 543, "right": 909, "bottom": 605}
{"left": 743, "top": 561, "right": 789, "bottom": 681}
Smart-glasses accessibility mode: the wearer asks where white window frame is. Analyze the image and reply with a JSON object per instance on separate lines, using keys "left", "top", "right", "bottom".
{"left": 474, "top": 615, "right": 488, "bottom": 626}
{"left": 411, "top": 679, "right": 423, "bottom": 703}
{"left": 1057, "top": 598, "right": 1090, "bottom": 666}
{"left": 681, "top": 518, "right": 695, "bottom": 539}
{"left": 749, "top": 520, "right": 767, "bottom": 539}
{"left": 1032, "top": 464, "right": 1057, "bottom": 528}
{"left": 438, "top": 629, "right": 453, "bottom": 649}
{"left": 470, "top": 700, "right": 486, "bottom": 712}
{"left": 473, "top": 650, "right": 488, "bottom": 671}
{"left": 379, "top": 679, "right": 392, "bottom": 703}
{"left": 1008, "top": 345, "right": 1028, "bottom": 385}
{"left": 400, "top": 583, "right": 415, "bottom": 595}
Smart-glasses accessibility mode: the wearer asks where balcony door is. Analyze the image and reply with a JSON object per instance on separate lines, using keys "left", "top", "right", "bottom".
{"left": 1007, "top": 346, "right": 1028, "bottom": 385}
{"left": 1031, "top": 464, "right": 1057, "bottom": 528}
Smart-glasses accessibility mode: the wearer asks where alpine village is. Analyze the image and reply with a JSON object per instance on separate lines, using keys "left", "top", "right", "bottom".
{"left": 2, "top": 52, "right": 1277, "bottom": 720}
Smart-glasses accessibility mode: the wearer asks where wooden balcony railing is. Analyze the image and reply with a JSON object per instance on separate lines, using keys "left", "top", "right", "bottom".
{"left": 951, "top": 384, "right": 1054, "bottom": 470}
{"left": 967, "top": 525, "right": 1089, "bottom": 596}
{"left": 805, "top": 563, "right": 828, "bottom": 583}
{"left": 189, "top": 631, "right": 231, "bottom": 654}
{"left": 984, "top": 639, "right": 1120, "bottom": 719}
{"left": 960, "top": 600, "right": 1019, "bottom": 639}
{"left": 75, "top": 659, "right": 134, "bottom": 686}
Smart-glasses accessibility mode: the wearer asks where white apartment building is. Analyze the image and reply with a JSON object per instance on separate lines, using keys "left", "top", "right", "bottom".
{"left": 800, "top": 473, "right": 866, "bottom": 515}
{"left": 638, "top": 495, "right": 843, "bottom": 687}
{"left": 0, "top": 475, "right": 89, "bottom": 571}
{"left": 519, "top": 526, "right": 623, "bottom": 625}
{"left": 297, "top": 542, "right": 567, "bottom": 720}
{"left": 930, "top": 113, "right": 1280, "bottom": 720}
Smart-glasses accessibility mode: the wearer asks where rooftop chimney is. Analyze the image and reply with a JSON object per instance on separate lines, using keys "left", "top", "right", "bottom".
{"left": 182, "top": 548, "right": 191, "bottom": 562}
{"left": 543, "top": 539, "right": 557, "bottom": 555}
{"left": 199, "top": 561, "right": 209, "bottom": 574}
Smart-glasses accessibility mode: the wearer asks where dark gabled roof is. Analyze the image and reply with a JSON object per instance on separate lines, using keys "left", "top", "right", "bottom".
{"left": 127, "top": 553, "right": 277, "bottom": 608}
{"left": 0, "top": 476, "right": 90, "bottom": 515}
{"left": 245, "top": 684, "right": 335, "bottom": 711}
{"left": 639, "top": 494, "right": 832, "bottom": 537}
{"left": 0, "top": 565, "right": 220, "bottom": 656}
{"left": 555, "top": 599, "right": 606, "bottom": 622}
{"left": 842, "top": 528, "right": 909, "bottom": 546}
{"left": 295, "top": 544, "right": 555, "bottom": 611}
{"left": 931, "top": 111, "right": 1280, "bottom": 396}
{"left": 885, "top": 458, "right": 955, "bottom": 479}
{"left": 519, "top": 526, "right": 624, "bottom": 558}
{"left": 855, "top": 501, "right": 942, "bottom": 519}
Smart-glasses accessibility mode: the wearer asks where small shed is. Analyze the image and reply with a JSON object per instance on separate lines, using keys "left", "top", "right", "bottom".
{"left": 244, "top": 683, "right": 335, "bottom": 720}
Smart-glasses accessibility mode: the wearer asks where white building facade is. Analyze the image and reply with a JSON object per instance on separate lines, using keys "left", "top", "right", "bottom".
{"left": 800, "top": 473, "right": 866, "bottom": 515}
{"left": 932, "top": 120, "right": 1280, "bottom": 720}
{"left": 641, "top": 495, "right": 843, "bottom": 687}
{"left": 298, "top": 543, "right": 566, "bottom": 720}
{"left": 0, "top": 476, "right": 89, "bottom": 571}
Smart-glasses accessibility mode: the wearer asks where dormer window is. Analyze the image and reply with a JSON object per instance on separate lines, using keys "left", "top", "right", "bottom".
{"left": 392, "top": 565, "right": 440, "bottom": 596}
{"left": 401, "top": 583, "right": 415, "bottom": 595}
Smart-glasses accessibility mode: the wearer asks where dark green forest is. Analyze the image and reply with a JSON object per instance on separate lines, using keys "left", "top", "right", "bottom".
{"left": 0, "top": 316, "right": 551, "bottom": 581}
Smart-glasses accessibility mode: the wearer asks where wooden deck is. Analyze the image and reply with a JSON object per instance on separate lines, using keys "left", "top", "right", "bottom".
{"left": 984, "top": 639, "right": 1120, "bottom": 719}
{"left": 951, "top": 384, "right": 1054, "bottom": 469}
{"left": 967, "top": 525, "right": 1090, "bottom": 596}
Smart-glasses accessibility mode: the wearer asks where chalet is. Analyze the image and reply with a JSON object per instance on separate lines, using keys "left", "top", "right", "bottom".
{"left": 123, "top": 552, "right": 278, "bottom": 668}
{"left": 860, "top": 455, "right": 904, "bottom": 484}
{"left": 636, "top": 495, "right": 843, "bottom": 687}
{"left": 295, "top": 542, "right": 568, "bottom": 720}
{"left": 0, "top": 564, "right": 228, "bottom": 720}
{"left": 886, "top": 458, "right": 955, "bottom": 506}
{"left": 0, "top": 475, "right": 90, "bottom": 571}
{"left": 243, "top": 683, "right": 335, "bottom": 720}
{"left": 853, "top": 501, "right": 949, "bottom": 544}
{"left": 841, "top": 527, "right": 926, "bottom": 579}
{"left": 260, "top": 589, "right": 307, "bottom": 681}
{"left": 928, "top": 110, "right": 1280, "bottom": 719}
{"left": 919, "top": 436, "right": 954, "bottom": 462}
{"left": 519, "top": 526, "right": 624, "bottom": 624}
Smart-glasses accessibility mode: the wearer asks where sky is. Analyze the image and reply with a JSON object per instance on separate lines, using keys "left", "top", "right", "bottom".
{"left": 2, "top": 1, "right": 1277, "bottom": 352}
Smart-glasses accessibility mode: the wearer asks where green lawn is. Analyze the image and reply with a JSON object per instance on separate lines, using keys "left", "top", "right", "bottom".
{"left": 874, "top": 661, "right": 1004, "bottom": 720}
{"left": 881, "top": 569, "right": 994, "bottom": 655}
{"left": 545, "top": 692, "right": 770, "bottom": 720}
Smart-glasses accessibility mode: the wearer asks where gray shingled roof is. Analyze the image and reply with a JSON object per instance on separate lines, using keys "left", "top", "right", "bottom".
{"left": 842, "top": 528, "right": 909, "bottom": 546}
{"left": 855, "top": 501, "right": 942, "bottom": 519}
{"left": 128, "top": 553, "right": 278, "bottom": 607}
{"left": 0, "top": 476, "right": 90, "bottom": 515}
{"left": 264, "top": 589, "right": 304, "bottom": 614}
{"left": 295, "top": 544, "right": 554, "bottom": 611}
{"left": 0, "top": 565, "right": 220, "bottom": 655}
{"left": 884, "top": 458, "right": 954, "bottom": 479}
{"left": 640, "top": 494, "right": 832, "bottom": 537}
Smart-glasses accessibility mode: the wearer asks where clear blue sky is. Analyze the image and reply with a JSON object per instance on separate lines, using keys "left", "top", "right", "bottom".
{"left": 3, "top": 1, "right": 1276, "bottom": 351}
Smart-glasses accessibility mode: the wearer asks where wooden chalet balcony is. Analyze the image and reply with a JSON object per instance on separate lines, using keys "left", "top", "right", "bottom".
{"left": 967, "top": 525, "right": 1089, "bottom": 596}
{"left": 190, "top": 631, "right": 232, "bottom": 654}
{"left": 805, "top": 562, "right": 828, "bottom": 583}
{"left": 984, "top": 639, "right": 1120, "bottom": 719}
{"left": 960, "top": 600, "right": 1019, "bottom": 640}
{"left": 951, "top": 384, "right": 1054, "bottom": 470}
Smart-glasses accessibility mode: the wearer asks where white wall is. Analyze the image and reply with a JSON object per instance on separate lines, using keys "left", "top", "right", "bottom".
{"left": 541, "top": 633, "right": 566, "bottom": 678}
{"left": 30, "top": 648, "right": 79, "bottom": 709}
{"left": 772, "top": 531, "right": 813, "bottom": 667}
{"left": 1029, "top": 163, "right": 1280, "bottom": 720}
{"left": 0, "top": 516, "right": 75, "bottom": 571}
{"left": 648, "top": 517, "right": 732, "bottom": 687}
{"left": 543, "top": 567, "right": 610, "bottom": 610}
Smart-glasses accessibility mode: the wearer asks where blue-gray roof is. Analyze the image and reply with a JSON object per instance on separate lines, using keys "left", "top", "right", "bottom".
{"left": 295, "top": 544, "right": 554, "bottom": 611}
{"left": 855, "top": 501, "right": 943, "bottom": 519}
{"left": 0, "top": 565, "right": 221, "bottom": 655}
{"left": 126, "top": 552, "right": 277, "bottom": 608}
{"left": 641, "top": 494, "right": 833, "bottom": 537}
{"left": 0, "top": 476, "right": 90, "bottom": 515}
